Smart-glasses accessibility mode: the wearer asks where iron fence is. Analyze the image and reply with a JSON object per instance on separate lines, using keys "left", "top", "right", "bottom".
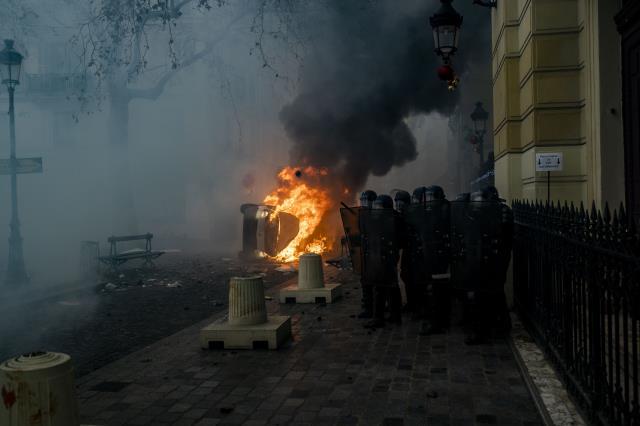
{"left": 513, "top": 200, "right": 640, "bottom": 426}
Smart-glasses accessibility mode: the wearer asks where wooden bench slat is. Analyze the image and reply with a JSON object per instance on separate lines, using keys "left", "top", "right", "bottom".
{"left": 108, "top": 233, "right": 153, "bottom": 243}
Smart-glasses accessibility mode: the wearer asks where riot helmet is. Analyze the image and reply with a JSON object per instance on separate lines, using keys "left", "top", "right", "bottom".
{"left": 359, "top": 190, "right": 378, "bottom": 208}
{"left": 455, "top": 192, "right": 470, "bottom": 202}
{"left": 394, "top": 190, "right": 411, "bottom": 212}
{"left": 411, "top": 186, "right": 428, "bottom": 203}
{"left": 484, "top": 186, "right": 505, "bottom": 202}
{"left": 425, "top": 185, "right": 446, "bottom": 201}
{"left": 373, "top": 194, "right": 394, "bottom": 210}
{"left": 470, "top": 190, "right": 487, "bottom": 202}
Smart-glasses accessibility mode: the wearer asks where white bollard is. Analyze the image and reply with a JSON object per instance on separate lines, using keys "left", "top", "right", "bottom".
{"left": 228, "top": 276, "right": 268, "bottom": 326}
{"left": 201, "top": 275, "right": 292, "bottom": 350}
{"left": 279, "top": 253, "right": 342, "bottom": 304}
{"left": 0, "top": 351, "right": 79, "bottom": 426}
{"left": 297, "top": 253, "right": 325, "bottom": 290}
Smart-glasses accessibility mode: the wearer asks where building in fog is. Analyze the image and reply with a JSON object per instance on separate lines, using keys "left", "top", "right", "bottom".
{"left": 491, "top": 0, "right": 637, "bottom": 218}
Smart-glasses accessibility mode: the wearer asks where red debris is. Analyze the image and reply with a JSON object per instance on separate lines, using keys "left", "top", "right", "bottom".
{"left": 2, "top": 385, "right": 16, "bottom": 409}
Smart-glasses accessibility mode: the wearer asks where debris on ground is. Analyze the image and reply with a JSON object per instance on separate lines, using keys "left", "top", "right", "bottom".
{"left": 58, "top": 300, "right": 81, "bottom": 306}
{"left": 104, "top": 283, "right": 117, "bottom": 291}
{"left": 275, "top": 264, "right": 296, "bottom": 273}
{"left": 166, "top": 281, "right": 182, "bottom": 288}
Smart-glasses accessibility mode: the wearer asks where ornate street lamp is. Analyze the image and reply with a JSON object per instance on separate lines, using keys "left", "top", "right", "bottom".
{"left": 0, "top": 39, "right": 29, "bottom": 285}
{"left": 429, "top": 0, "right": 463, "bottom": 64}
{"left": 0, "top": 40, "right": 22, "bottom": 89}
{"left": 470, "top": 101, "right": 489, "bottom": 162}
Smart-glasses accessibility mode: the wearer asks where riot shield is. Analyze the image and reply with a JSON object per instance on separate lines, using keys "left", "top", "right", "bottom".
{"left": 340, "top": 206, "right": 363, "bottom": 274}
{"left": 422, "top": 200, "right": 451, "bottom": 276}
{"left": 401, "top": 204, "right": 428, "bottom": 283}
{"left": 450, "top": 200, "right": 504, "bottom": 292}
{"left": 360, "top": 208, "right": 401, "bottom": 286}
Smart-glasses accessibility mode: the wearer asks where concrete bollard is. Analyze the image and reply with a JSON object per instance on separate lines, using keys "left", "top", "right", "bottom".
{"left": 0, "top": 351, "right": 79, "bottom": 426}
{"left": 298, "top": 253, "right": 325, "bottom": 289}
{"left": 279, "top": 253, "right": 342, "bottom": 304}
{"left": 228, "top": 276, "right": 268, "bottom": 326}
{"left": 200, "top": 276, "right": 292, "bottom": 350}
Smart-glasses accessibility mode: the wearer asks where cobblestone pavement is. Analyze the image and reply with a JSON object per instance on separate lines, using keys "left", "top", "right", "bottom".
{"left": 0, "top": 254, "right": 293, "bottom": 376}
{"left": 77, "top": 268, "right": 544, "bottom": 426}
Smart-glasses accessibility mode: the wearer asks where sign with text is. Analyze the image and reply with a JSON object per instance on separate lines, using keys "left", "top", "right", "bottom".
{"left": 0, "top": 157, "right": 43, "bottom": 175}
{"left": 536, "top": 153, "right": 563, "bottom": 172}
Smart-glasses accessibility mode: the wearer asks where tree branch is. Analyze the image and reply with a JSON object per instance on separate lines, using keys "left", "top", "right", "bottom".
{"left": 127, "top": 42, "right": 213, "bottom": 100}
{"left": 127, "top": 6, "right": 249, "bottom": 101}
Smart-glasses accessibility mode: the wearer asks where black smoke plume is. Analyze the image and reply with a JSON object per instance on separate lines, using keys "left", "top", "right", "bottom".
{"left": 280, "top": 0, "right": 491, "bottom": 192}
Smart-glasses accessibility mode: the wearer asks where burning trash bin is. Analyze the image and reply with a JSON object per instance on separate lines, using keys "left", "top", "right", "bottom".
{"left": 239, "top": 204, "right": 299, "bottom": 259}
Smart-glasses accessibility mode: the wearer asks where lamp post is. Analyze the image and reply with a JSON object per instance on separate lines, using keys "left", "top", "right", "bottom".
{"left": 470, "top": 101, "right": 489, "bottom": 163}
{"left": 429, "top": 0, "right": 463, "bottom": 65}
{"left": 0, "top": 39, "right": 28, "bottom": 285}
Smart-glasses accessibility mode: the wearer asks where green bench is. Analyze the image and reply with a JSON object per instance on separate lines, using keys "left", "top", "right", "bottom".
{"left": 98, "top": 233, "right": 164, "bottom": 271}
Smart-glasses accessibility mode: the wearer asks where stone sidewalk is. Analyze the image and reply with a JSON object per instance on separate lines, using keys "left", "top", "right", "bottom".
{"left": 77, "top": 268, "right": 544, "bottom": 426}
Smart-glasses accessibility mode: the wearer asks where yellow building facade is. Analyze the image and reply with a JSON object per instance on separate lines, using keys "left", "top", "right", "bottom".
{"left": 492, "top": 0, "right": 625, "bottom": 207}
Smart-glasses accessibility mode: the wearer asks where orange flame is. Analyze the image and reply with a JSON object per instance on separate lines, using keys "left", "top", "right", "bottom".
{"left": 263, "top": 166, "right": 333, "bottom": 262}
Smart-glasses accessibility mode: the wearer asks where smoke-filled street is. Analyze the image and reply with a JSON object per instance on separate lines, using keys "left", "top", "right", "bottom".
{"left": 0, "top": 0, "right": 606, "bottom": 425}
{"left": 0, "top": 254, "right": 294, "bottom": 376}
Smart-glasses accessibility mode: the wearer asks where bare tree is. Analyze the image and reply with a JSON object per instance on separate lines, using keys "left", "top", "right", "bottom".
{"left": 0, "top": 0, "right": 39, "bottom": 39}
{"left": 67, "top": 0, "right": 302, "bottom": 232}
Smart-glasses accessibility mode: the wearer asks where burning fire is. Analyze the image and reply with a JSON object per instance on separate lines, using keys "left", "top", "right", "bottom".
{"left": 263, "top": 166, "right": 334, "bottom": 262}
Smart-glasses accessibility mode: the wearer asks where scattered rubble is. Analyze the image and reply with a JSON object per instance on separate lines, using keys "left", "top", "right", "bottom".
{"left": 275, "top": 264, "right": 296, "bottom": 273}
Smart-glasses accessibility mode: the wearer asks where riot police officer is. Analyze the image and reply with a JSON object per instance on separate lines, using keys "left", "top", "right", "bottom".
{"left": 361, "top": 194, "right": 403, "bottom": 328}
{"left": 399, "top": 187, "right": 428, "bottom": 319}
{"left": 339, "top": 190, "right": 378, "bottom": 318}
{"left": 450, "top": 186, "right": 512, "bottom": 344}
{"left": 421, "top": 185, "right": 452, "bottom": 334}
{"left": 357, "top": 190, "right": 377, "bottom": 317}
{"left": 394, "top": 190, "right": 417, "bottom": 316}
{"left": 485, "top": 186, "right": 513, "bottom": 335}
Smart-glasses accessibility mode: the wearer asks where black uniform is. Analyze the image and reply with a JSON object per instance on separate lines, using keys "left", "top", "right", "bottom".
{"left": 340, "top": 190, "right": 378, "bottom": 318}
{"left": 400, "top": 187, "right": 428, "bottom": 317}
{"left": 362, "top": 195, "right": 404, "bottom": 327}
{"left": 450, "top": 187, "right": 513, "bottom": 344}
{"left": 400, "top": 203, "right": 428, "bottom": 318}
{"left": 404, "top": 186, "right": 451, "bottom": 331}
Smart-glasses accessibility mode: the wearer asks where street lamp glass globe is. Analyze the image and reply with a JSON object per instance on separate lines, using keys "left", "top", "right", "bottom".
{"left": 471, "top": 102, "right": 489, "bottom": 134}
{"left": 0, "top": 40, "right": 23, "bottom": 89}
{"left": 429, "top": 0, "right": 463, "bottom": 60}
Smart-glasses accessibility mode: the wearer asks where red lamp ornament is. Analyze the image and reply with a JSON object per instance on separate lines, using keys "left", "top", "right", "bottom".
{"left": 436, "top": 63, "right": 459, "bottom": 91}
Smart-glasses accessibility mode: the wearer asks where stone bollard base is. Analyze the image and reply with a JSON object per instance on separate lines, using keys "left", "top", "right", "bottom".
{"left": 279, "top": 283, "right": 342, "bottom": 304}
{"left": 200, "top": 316, "right": 291, "bottom": 350}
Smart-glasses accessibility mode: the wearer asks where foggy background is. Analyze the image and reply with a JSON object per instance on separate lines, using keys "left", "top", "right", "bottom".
{"left": 0, "top": 0, "right": 491, "bottom": 285}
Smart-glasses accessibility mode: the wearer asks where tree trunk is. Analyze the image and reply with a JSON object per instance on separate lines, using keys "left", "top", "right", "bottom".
{"left": 108, "top": 77, "right": 138, "bottom": 234}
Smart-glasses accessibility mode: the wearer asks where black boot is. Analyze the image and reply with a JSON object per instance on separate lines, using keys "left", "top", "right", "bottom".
{"left": 360, "top": 284, "right": 374, "bottom": 319}
{"left": 464, "top": 332, "right": 488, "bottom": 345}
{"left": 358, "top": 310, "right": 373, "bottom": 319}
{"left": 364, "top": 318, "right": 385, "bottom": 329}
{"left": 388, "top": 287, "right": 402, "bottom": 324}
